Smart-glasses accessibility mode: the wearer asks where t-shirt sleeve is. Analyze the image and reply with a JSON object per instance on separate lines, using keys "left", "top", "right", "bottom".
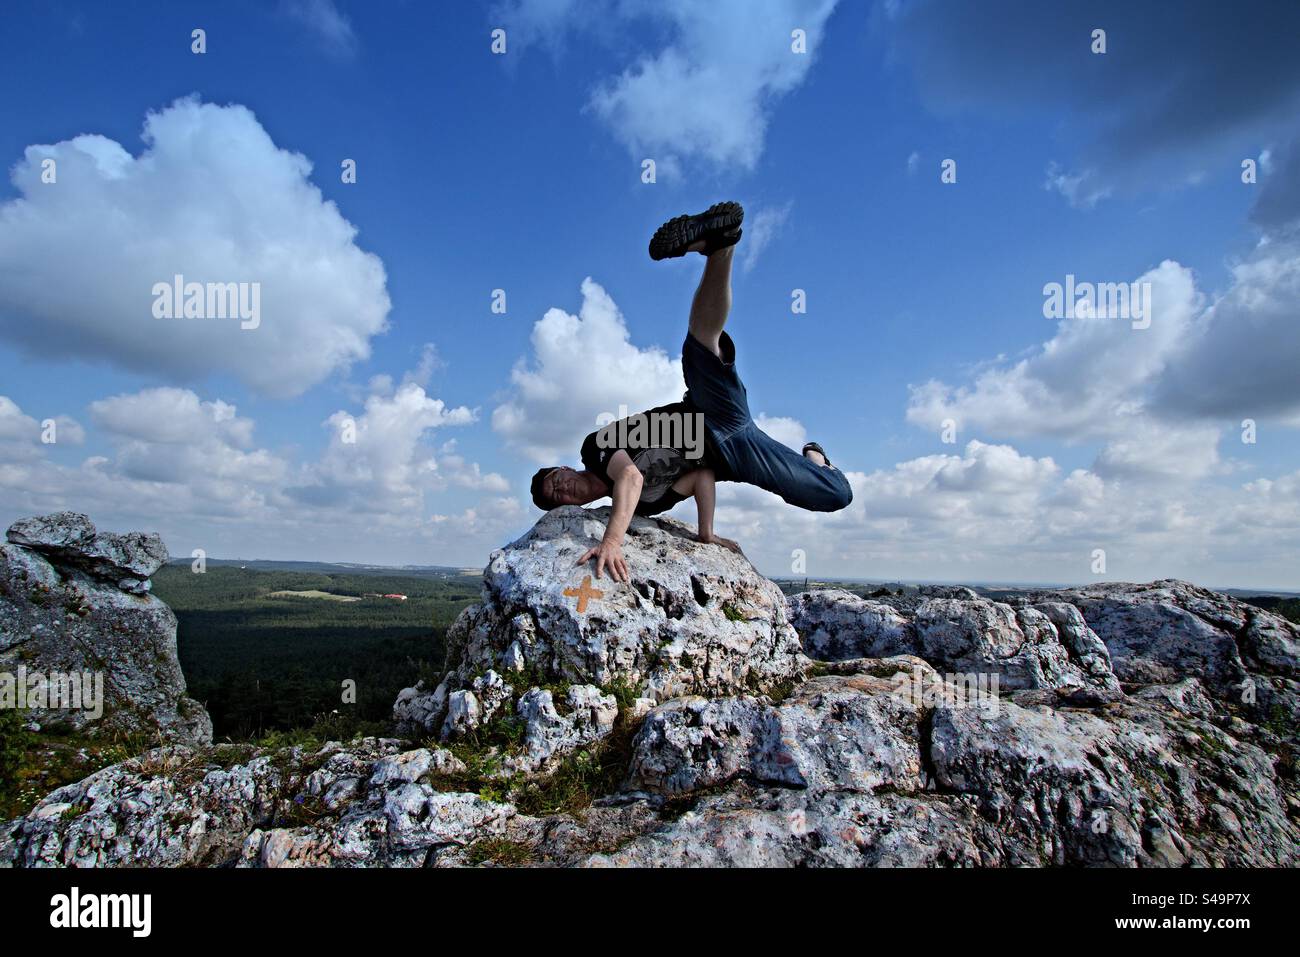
{"left": 580, "top": 430, "right": 615, "bottom": 487}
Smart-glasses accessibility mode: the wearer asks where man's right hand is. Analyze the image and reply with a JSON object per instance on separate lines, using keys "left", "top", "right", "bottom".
{"left": 577, "top": 538, "right": 631, "bottom": 583}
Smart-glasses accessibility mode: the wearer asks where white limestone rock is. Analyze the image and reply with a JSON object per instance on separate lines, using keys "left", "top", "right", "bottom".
{"left": 0, "top": 513, "right": 211, "bottom": 746}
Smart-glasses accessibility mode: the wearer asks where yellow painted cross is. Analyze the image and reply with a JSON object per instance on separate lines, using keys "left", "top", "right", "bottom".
{"left": 564, "top": 574, "right": 604, "bottom": 613}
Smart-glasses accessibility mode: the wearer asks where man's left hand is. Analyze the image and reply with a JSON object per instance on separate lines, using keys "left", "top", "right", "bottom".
{"left": 697, "top": 533, "right": 744, "bottom": 556}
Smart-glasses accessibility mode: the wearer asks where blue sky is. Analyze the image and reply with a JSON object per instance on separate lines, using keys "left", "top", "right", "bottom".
{"left": 2, "top": 0, "right": 1299, "bottom": 588}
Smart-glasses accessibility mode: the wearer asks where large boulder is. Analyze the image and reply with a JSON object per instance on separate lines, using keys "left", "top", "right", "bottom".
{"left": 927, "top": 692, "right": 1297, "bottom": 866}
{"left": 1027, "top": 579, "right": 1298, "bottom": 688}
{"left": 625, "top": 669, "right": 933, "bottom": 797}
{"left": 394, "top": 505, "right": 808, "bottom": 747}
{"left": 0, "top": 512, "right": 211, "bottom": 745}
{"left": 588, "top": 648, "right": 1298, "bottom": 867}
{"left": 7, "top": 511, "right": 169, "bottom": 591}
{"left": 787, "top": 588, "right": 1120, "bottom": 694}
{"left": 1019, "top": 580, "right": 1300, "bottom": 736}
{"left": 785, "top": 589, "right": 913, "bottom": 660}
{"left": 913, "top": 598, "right": 1119, "bottom": 693}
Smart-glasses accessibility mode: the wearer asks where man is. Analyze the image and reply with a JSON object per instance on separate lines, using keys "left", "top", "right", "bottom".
{"left": 531, "top": 201, "right": 852, "bottom": 583}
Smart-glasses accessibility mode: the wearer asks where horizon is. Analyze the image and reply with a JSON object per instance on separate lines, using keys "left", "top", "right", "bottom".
{"left": 165, "top": 548, "right": 1300, "bottom": 598}
{"left": 3, "top": 1, "right": 1300, "bottom": 589}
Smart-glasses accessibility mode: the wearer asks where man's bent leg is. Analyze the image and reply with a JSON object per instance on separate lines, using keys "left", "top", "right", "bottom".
{"left": 725, "top": 424, "right": 853, "bottom": 512}
{"left": 688, "top": 246, "right": 734, "bottom": 358}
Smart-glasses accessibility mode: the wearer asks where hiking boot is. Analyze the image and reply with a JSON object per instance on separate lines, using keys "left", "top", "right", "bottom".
{"left": 648, "top": 201, "right": 744, "bottom": 261}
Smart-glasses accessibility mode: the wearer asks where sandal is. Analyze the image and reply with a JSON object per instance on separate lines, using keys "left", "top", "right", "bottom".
{"left": 802, "top": 442, "right": 832, "bottom": 467}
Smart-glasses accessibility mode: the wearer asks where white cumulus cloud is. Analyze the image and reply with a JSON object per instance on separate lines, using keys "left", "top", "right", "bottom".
{"left": 0, "top": 97, "right": 390, "bottom": 398}
{"left": 905, "top": 242, "right": 1300, "bottom": 479}
{"left": 90, "top": 387, "right": 286, "bottom": 488}
{"left": 492, "top": 277, "right": 685, "bottom": 463}
{"left": 1153, "top": 242, "right": 1300, "bottom": 422}
{"left": 503, "top": 0, "right": 840, "bottom": 170}
{"left": 298, "top": 384, "right": 483, "bottom": 512}
{"left": 0, "top": 395, "right": 83, "bottom": 461}
{"left": 0, "top": 386, "right": 519, "bottom": 566}
{"left": 753, "top": 413, "right": 806, "bottom": 451}
{"left": 907, "top": 260, "right": 1201, "bottom": 442}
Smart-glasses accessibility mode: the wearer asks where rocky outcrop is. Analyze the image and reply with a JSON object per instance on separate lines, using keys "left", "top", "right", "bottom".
{"left": 505, "top": 685, "right": 619, "bottom": 776}
{"left": 393, "top": 506, "right": 807, "bottom": 767}
{"left": 6, "top": 512, "right": 169, "bottom": 593}
{"left": 1022, "top": 581, "right": 1296, "bottom": 707}
{"left": 3, "top": 508, "right": 1296, "bottom": 868}
{"left": 1, "top": 739, "right": 493, "bottom": 868}
{"left": 785, "top": 589, "right": 913, "bottom": 661}
{"left": 0, "top": 512, "right": 211, "bottom": 745}
{"left": 624, "top": 669, "right": 932, "bottom": 797}
{"left": 787, "top": 588, "right": 1120, "bottom": 695}
{"left": 596, "top": 664, "right": 1295, "bottom": 867}
{"left": 10, "top": 648, "right": 1290, "bottom": 868}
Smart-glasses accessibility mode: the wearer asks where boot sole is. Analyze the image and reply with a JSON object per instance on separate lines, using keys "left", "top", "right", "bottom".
{"left": 648, "top": 201, "right": 745, "bottom": 261}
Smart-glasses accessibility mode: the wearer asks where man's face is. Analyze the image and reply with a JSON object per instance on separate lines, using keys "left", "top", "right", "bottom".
{"left": 544, "top": 466, "right": 591, "bottom": 506}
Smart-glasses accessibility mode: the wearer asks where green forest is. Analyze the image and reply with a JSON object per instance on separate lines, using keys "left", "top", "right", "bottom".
{"left": 1242, "top": 595, "right": 1300, "bottom": 626}
{"left": 151, "top": 564, "right": 482, "bottom": 740}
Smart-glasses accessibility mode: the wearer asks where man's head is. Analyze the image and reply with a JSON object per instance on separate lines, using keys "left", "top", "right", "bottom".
{"left": 530, "top": 466, "right": 607, "bottom": 510}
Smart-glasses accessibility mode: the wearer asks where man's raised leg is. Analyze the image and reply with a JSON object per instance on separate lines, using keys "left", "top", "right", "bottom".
{"left": 688, "top": 244, "right": 734, "bottom": 359}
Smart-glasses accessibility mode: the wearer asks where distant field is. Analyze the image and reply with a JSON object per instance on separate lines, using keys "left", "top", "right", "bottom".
{"left": 267, "top": 589, "right": 362, "bottom": 602}
{"left": 151, "top": 565, "right": 481, "bottom": 740}
{"left": 183, "top": 558, "right": 482, "bottom": 579}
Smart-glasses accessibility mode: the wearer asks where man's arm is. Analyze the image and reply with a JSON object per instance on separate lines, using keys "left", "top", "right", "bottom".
{"left": 693, "top": 467, "right": 717, "bottom": 541}
{"left": 576, "top": 450, "right": 641, "bottom": 583}
{"left": 681, "top": 468, "right": 743, "bottom": 555}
